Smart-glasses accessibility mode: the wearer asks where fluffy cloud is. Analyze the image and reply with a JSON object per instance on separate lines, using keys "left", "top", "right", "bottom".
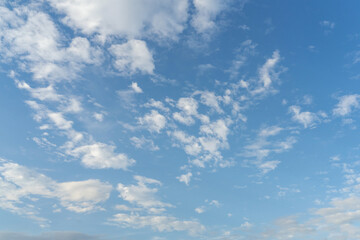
{"left": 0, "top": 5, "right": 101, "bottom": 82}
{"left": 117, "top": 175, "right": 172, "bottom": 212}
{"left": 109, "top": 40, "right": 154, "bottom": 75}
{"left": 170, "top": 117, "right": 232, "bottom": 169}
{"left": 177, "top": 172, "right": 192, "bottom": 185}
{"left": 131, "top": 82, "right": 143, "bottom": 93}
{"left": 333, "top": 94, "right": 360, "bottom": 116}
{"left": 197, "top": 91, "right": 223, "bottom": 113}
{"left": 57, "top": 179, "right": 112, "bottom": 213}
{"left": 70, "top": 142, "right": 136, "bottom": 169}
{"left": 47, "top": 0, "right": 188, "bottom": 40}
{"left": 173, "top": 97, "right": 210, "bottom": 125}
{"left": 191, "top": 0, "right": 228, "bottom": 34}
{"left": 139, "top": 110, "right": 167, "bottom": 133}
{"left": 0, "top": 159, "right": 113, "bottom": 224}
{"left": 289, "top": 105, "right": 319, "bottom": 128}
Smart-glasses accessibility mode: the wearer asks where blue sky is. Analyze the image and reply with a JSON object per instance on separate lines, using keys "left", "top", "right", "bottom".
{"left": 1, "top": 0, "right": 360, "bottom": 239}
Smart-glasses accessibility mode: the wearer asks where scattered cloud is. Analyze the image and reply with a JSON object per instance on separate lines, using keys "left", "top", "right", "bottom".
{"left": 110, "top": 213, "right": 205, "bottom": 236}
{"left": 228, "top": 39, "right": 257, "bottom": 79}
{"left": 111, "top": 175, "right": 205, "bottom": 235}
{"left": 0, "top": 159, "right": 112, "bottom": 224}
{"left": 130, "top": 136, "right": 159, "bottom": 151}
{"left": 242, "top": 126, "right": 296, "bottom": 174}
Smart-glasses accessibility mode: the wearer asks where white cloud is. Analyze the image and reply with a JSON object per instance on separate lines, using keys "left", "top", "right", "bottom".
{"left": 195, "top": 206, "right": 205, "bottom": 214}
{"left": 0, "top": 6, "right": 101, "bottom": 82}
{"left": 112, "top": 175, "right": 205, "bottom": 236}
{"left": 109, "top": 40, "right": 154, "bottom": 75}
{"left": 177, "top": 97, "right": 198, "bottom": 116}
{"left": 200, "top": 119, "right": 230, "bottom": 141}
{"left": 70, "top": 142, "right": 136, "bottom": 169}
{"left": 243, "top": 127, "right": 296, "bottom": 174}
{"left": 61, "top": 97, "right": 83, "bottom": 113}
{"left": 139, "top": 110, "right": 167, "bottom": 133}
{"left": 257, "top": 50, "right": 280, "bottom": 92}
{"left": 93, "top": 112, "right": 104, "bottom": 122}
{"left": 208, "top": 199, "right": 221, "bottom": 207}
{"left": 131, "top": 82, "right": 143, "bottom": 93}
{"left": 302, "top": 95, "right": 313, "bottom": 105}
{"left": 130, "top": 136, "right": 159, "bottom": 151}
{"left": 144, "top": 99, "right": 170, "bottom": 112}
{"left": 173, "top": 112, "right": 195, "bottom": 126}
{"left": 15, "top": 81, "right": 62, "bottom": 101}
{"left": 177, "top": 172, "right": 192, "bottom": 185}
{"left": 289, "top": 105, "right": 319, "bottom": 128}
{"left": 333, "top": 94, "right": 360, "bottom": 116}
{"left": 0, "top": 159, "right": 113, "bottom": 224}
{"left": 117, "top": 175, "right": 172, "bottom": 212}
{"left": 48, "top": 112, "right": 73, "bottom": 130}
{"left": 16, "top": 80, "right": 84, "bottom": 115}
{"left": 258, "top": 126, "right": 283, "bottom": 137}
{"left": 320, "top": 20, "right": 335, "bottom": 29}
{"left": 117, "top": 82, "right": 144, "bottom": 107}
{"left": 228, "top": 39, "right": 257, "bottom": 79}
{"left": 260, "top": 216, "right": 314, "bottom": 240}
{"left": 110, "top": 213, "right": 205, "bottom": 236}
{"left": 240, "top": 221, "right": 253, "bottom": 230}
{"left": 197, "top": 63, "right": 215, "bottom": 75}
{"left": 173, "top": 97, "right": 212, "bottom": 125}
{"left": 330, "top": 155, "right": 340, "bottom": 162}
{"left": 169, "top": 116, "right": 233, "bottom": 169}
{"left": 196, "top": 91, "right": 223, "bottom": 113}
{"left": 256, "top": 196, "right": 360, "bottom": 239}
{"left": 47, "top": 0, "right": 189, "bottom": 41}
{"left": 191, "top": 0, "right": 228, "bottom": 34}
{"left": 57, "top": 179, "right": 112, "bottom": 213}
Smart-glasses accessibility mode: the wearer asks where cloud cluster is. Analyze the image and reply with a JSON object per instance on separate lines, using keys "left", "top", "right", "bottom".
{"left": 242, "top": 126, "right": 296, "bottom": 174}
{"left": 0, "top": 159, "right": 112, "bottom": 225}
{"left": 110, "top": 175, "right": 205, "bottom": 235}
{"left": 14, "top": 77, "right": 136, "bottom": 170}
{"left": 47, "top": 0, "right": 189, "bottom": 40}
{"left": 0, "top": 5, "right": 101, "bottom": 82}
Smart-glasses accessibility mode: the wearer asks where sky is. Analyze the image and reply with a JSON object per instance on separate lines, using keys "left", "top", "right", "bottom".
{"left": 1, "top": 0, "right": 360, "bottom": 239}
